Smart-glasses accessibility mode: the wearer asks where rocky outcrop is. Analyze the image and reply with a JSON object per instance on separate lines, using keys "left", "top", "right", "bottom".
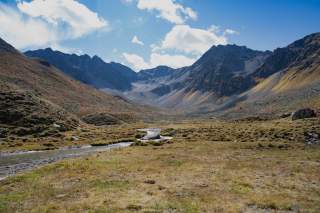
{"left": 138, "top": 66, "right": 175, "bottom": 81}
{"left": 184, "top": 45, "right": 270, "bottom": 96}
{"left": 0, "top": 90, "right": 78, "bottom": 137}
{"left": 292, "top": 108, "right": 317, "bottom": 120}
{"left": 82, "top": 113, "right": 122, "bottom": 126}
{"left": 305, "top": 132, "right": 319, "bottom": 145}
{"left": 253, "top": 33, "right": 320, "bottom": 78}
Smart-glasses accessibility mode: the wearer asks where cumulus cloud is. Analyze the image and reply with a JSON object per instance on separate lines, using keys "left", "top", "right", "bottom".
{"left": 123, "top": 24, "right": 239, "bottom": 71}
{"left": 224, "top": 29, "right": 239, "bottom": 35}
{"left": 149, "top": 53, "right": 195, "bottom": 68}
{"left": 136, "top": 0, "right": 197, "bottom": 24}
{"left": 152, "top": 25, "right": 229, "bottom": 56}
{"left": 17, "top": 0, "right": 108, "bottom": 38}
{"left": 131, "top": 35, "right": 144, "bottom": 46}
{"left": 123, "top": 52, "right": 195, "bottom": 71}
{"left": 123, "top": 53, "right": 150, "bottom": 70}
{"left": 0, "top": 0, "right": 108, "bottom": 49}
{"left": 0, "top": 5, "right": 57, "bottom": 49}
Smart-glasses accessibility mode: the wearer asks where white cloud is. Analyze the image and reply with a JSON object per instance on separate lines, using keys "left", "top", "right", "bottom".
{"left": 17, "top": 0, "right": 108, "bottom": 39}
{"left": 208, "top": 25, "right": 221, "bottom": 33}
{"left": 152, "top": 25, "right": 229, "bottom": 56}
{"left": 224, "top": 29, "right": 239, "bottom": 35}
{"left": 123, "top": 53, "right": 150, "bottom": 70}
{"left": 136, "top": 0, "right": 197, "bottom": 24}
{"left": 123, "top": 24, "right": 239, "bottom": 71}
{"left": 121, "top": 0, "right": 134, "bottom": 4}
{"left": 0, "top": 0, "right": 108, "bottom": 50}
{"left": 149, "top": 53, "right": 195, "bottom": 68}
{"left": 131, "top": 35, "right": 144, "bottom": 46}
{"left": 123, "top": 52, "right": 196, "bottom": 71}
{"left": 0, "top": 4, "right": 57, "bottom": 49}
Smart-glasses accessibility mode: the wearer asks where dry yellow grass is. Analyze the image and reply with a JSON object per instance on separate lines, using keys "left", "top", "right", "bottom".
{"left": 0, "top": 118, "right": 319, "bottom": 212}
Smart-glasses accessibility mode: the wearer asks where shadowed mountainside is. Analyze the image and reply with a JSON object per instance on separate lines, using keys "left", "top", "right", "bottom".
{"left": 137, "top": 66, "right": 175, "bottom": 81}
{"left": 126, "top": 45, "right": 270, "bottom": 109}
{"left": 219, "top": 33, "right": 320, "bottom": 118}
{"left": 124, "top": 33, "right": 320, "bottom": 117}
{"left": 22, "top": 33, "right": 320, "bottom": 118}
{"left": 0, "top": 37, "right": 155, "bottom": 135}
{"left": 25, "top": 48, "right": 138, "bottom": 91}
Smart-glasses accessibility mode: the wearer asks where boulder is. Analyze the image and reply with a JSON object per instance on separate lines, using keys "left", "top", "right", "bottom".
{"left": 280, "top": 112, "right": 292, "bottom": 118}
{"left": 82, "top": 113, "right": 121, "bottom": 126}
{"left": 292, "top": 108, "right": 317, "bottom": 120}
{"left": 0, "top": 128, "right": 8, "bottom": 138}
{"left": 141, "top": 129, "right": 161, "bottom": 140}
{"left": 304, "top": 132, "right": 319, "bottom": 145}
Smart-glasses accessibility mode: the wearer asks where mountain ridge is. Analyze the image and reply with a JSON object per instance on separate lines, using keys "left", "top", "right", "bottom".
{"left": 123, "top": 33, "right": 320, "bottom": 115}
{"left": 0, "top": 37, "right": 156, "bottom": 134}
{"left": 25, "top": 48, "right": 138, "bottom": 91}
{"left": 22, "top": 32, "right": 320, "bottom": 118}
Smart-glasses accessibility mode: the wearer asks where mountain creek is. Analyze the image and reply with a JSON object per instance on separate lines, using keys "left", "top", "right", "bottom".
{"left": 0, "top": 128, "right": 166, "bottom": 180}
{"left": 0, "top": 142, "right": 133, "bottom": 180}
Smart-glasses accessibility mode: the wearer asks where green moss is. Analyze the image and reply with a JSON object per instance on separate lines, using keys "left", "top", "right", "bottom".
{"left": 9, "top": 171, "right": 41, "bottom": 183}
{"left": 165, "top": 159, "right": 184, "bottom": 167}
{"left": 230, "top": 181, "right": 253, "bottom": 194}
{"left": 0, "top": 191, "right": 29, "bottom": 212}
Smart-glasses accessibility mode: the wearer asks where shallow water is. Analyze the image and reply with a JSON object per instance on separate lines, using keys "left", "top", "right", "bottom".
{"left": 0, "top": 142, "right": 132, "bottom": 180}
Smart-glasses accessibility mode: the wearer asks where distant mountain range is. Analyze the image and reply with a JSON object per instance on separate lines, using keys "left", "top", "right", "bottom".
{"left": 125, "top": 33, "right": 320, "bottom": 116}
{"left": 24, "top": 49, "right": 178, "bottom": 91}
{"left": 138, "top": 66, "right": 175, "bottom": 81}
{"left": 23, "top": 32, "right": 320, "bottom": 118}
{"left": 25, "top": 48, "right": 138, "bottom": 91}
{"left": 0, "top": 37, "right": 155, "bottom": 136}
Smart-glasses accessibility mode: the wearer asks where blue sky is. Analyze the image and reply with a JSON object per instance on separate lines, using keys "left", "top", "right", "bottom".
{"left": 0, "top": 0, "right": 319, "bottom": 71}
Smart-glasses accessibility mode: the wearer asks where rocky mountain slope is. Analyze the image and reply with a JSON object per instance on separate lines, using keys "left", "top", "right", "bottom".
{"left": 21, "top": 33, "right": 320, "bottom": 118}
{"left": 0, "top": 37, "right": 153, "bottom": 136}
{"left": 25, "top": 48, "right": 137, "bottom": 91}
{"left": 137, "top": 66, "right": 175, "bottom": 81}
{"left": 124, "top": 33, "right": 320, "bottom": 116}
{"left": 183, "top": 45, "right": 270, "bottom": 96}
{"left": 126, "top": 45, "right": 270, "bottom": 109}
{"left": 219, "top": 33, "right": 320, "bottom": 118}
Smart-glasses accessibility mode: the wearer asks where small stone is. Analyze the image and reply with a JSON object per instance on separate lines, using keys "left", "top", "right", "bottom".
{"left": 55, "top": 194, "right": 67, "bottom": 198}
{"left": 144, "top": 180, "right": 156, "bottom": 184}
{"left": 71, "top": 136, "right": 79, "bottom": 141}
{"left": 158, "top": 185, "right": 166, "bottom": 190}
{"left": 126, "top": 204, "right": 142, "bottom": 211}
{"left": 197, "top": 183, "right": 209, "bottom": 188}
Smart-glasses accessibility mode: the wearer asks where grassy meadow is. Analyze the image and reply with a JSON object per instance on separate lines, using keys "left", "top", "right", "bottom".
{"left": 0, "top": 118, "right": 319, "bottom": 212}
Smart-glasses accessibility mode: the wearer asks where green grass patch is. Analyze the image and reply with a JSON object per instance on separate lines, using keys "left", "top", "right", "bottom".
{"left": 230, "top": 181, "right": 253, "bottom": 194}
{"left": 165, "top": 159, "right": 184, "bottom": 167}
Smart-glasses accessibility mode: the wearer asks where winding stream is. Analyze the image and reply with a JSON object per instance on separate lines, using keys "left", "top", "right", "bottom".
{"left": 0, "top": 128, "right": 171, "bottom": 180}
{"left": 0, "top": 142, "right": 132, "bottom": 180}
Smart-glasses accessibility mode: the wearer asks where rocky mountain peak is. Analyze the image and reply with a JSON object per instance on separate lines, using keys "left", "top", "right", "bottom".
{"left": 0, "top": 37, "right": 18, "bottom": 54}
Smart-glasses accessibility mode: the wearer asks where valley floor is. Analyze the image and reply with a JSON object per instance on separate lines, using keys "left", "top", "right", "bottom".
{"left": 0, "top": 118, "right": 320, "bottom": 212}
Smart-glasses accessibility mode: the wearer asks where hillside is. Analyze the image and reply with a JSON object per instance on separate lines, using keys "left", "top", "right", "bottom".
{"left": 184, "top": 45, "right": 270, "bottom": 96}
{"left": 125, "top": 45, "right": 270, "bottom": 109}
{"left": 0, "top": 37, "right": 154, "bottom": 135}
{"left": 25, "top": 48, "right": 137, "bottom": 91}
{"left": 138, "top": 66, "right": 175, "bottom": 81}
{"left": 20, "top": 33, "right": 320, "bottom": 118}
{"left": 219, "top": 33, "right": 320, "bottom": 118}
{"left": 123, "top": 33, "right": 320, "bottom": 116}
